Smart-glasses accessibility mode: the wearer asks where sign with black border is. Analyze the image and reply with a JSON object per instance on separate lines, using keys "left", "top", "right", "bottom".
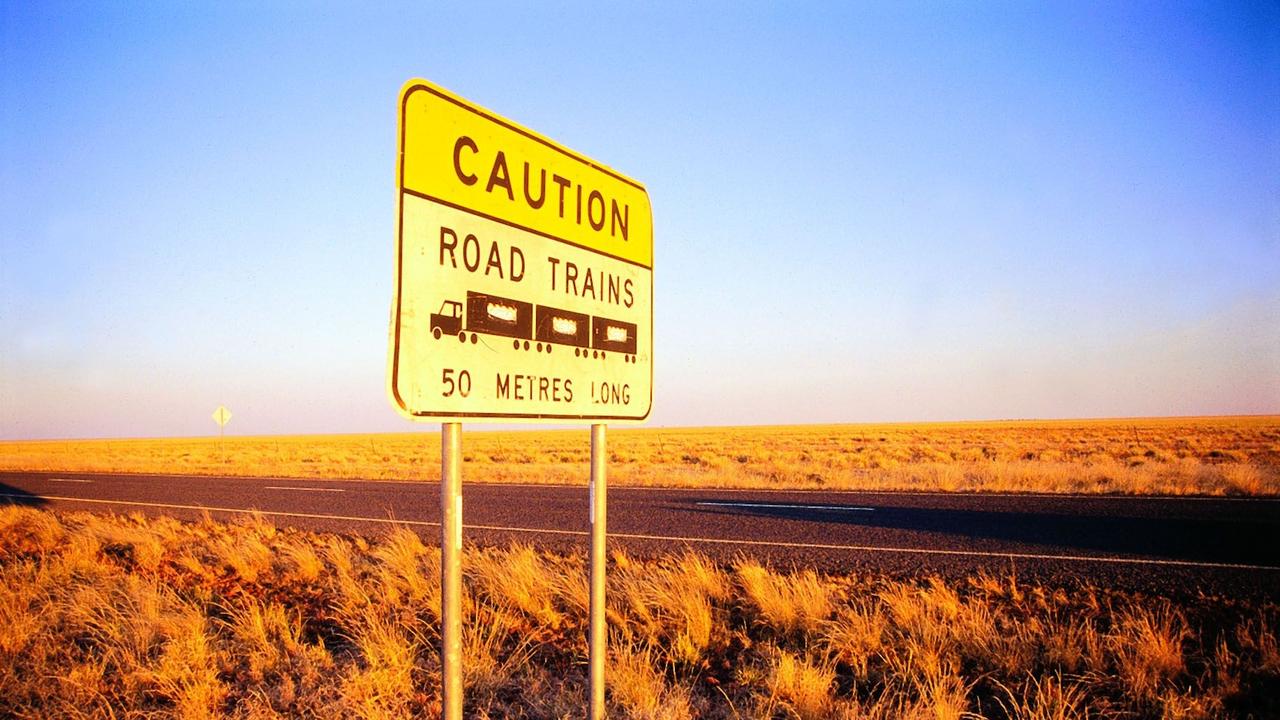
{"left": 388, "top": 79, "right": 653, "bottom": 422}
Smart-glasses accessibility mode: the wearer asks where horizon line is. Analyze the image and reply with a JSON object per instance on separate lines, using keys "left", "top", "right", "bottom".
{"left": 2, "top": 413, "right": 1277, "bottom": 444}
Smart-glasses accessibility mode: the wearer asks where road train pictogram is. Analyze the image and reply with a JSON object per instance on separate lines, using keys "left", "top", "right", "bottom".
{"left": 430, "top": 291, "right": 639, "bottom": 363}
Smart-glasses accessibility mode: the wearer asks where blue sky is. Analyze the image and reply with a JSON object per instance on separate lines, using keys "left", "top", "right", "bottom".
{"left": 2, "top": 2, "right": 1277, "bottom": 438}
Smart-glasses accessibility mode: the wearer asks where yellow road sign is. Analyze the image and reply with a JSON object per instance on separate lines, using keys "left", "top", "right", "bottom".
{"left": 212, "top": 406, "right": 232, "bottom": 427}
{"left": 388, "top": 79, "right": 653, "bottom": 422}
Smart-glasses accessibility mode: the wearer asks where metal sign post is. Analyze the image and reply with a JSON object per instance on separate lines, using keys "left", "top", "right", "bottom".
{"left": 441, "top": 422, "right": 463, "bottom": 720}
{"left": 588, "top": 423, "right": 607, "bottom": 718}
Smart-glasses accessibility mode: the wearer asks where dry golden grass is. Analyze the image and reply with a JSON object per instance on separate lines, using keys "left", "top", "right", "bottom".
{"left": 736, "top": 560, "right": 833, "bottom": 638}
{"left": 609, "top": 641, "right": 694, "bottom": 720}
{"left": 4, "top": 416, "right": 1278, "bottom": 495}
{"left": 1, "top": 506, "right": 1277, "bottom": 718}
{"left": 762, "top": 650, "right": 836, "bottom": 719}
{"left": 613, "top": 551, "right": 729, "bottom": 668}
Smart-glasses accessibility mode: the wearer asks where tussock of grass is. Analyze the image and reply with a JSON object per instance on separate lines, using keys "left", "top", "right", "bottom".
{"left": 822, "top": 602, "right": 886, "bottom": 677}
{"left": 4, "top": 416, "right": 1278, "bottom": 495}
{"left": 469, "top": 543, "right": 568, "bottom": 630}
{"left": 279, "top": 538, "right": 324, "bottom": 585}
{"left": 1, "top": 506, "right": 1277, "bottom": 718}
{"left": 764, "top": 650, "right": 836, "bottom": 719}
{"left": 340, "top": 612, "right": 421, "bottom": 719}
{"left": 461, "top": 602, "right": 538, "bottom": 698}
{"left": 1237, "top": 613, "right": 1280, "bottom": 675}
{"left": 613, "top": 551, "right": 729, "bottom": 667}
{"left": 736, "top": 560, "right": 833, "bottom": 637}
{"left": 372, "top": 527, "right": 440, "bottom": 610}
{"left": 1108, "top": 602, "right": 1189, "bottom": 700}
{"left": 609, "top": 641, "right": 694, "bottom": 720}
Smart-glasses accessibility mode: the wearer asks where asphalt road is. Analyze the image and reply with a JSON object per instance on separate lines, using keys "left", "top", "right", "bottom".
{"left": 3, "top": 470, "right": 1279, "bottom": 597}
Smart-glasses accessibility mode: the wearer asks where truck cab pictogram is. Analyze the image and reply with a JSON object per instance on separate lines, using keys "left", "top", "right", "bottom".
{"left": 430, "top": 300, "right": 464, "bottom": 340}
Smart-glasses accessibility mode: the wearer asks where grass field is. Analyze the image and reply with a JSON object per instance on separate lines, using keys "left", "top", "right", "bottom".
{"left": 3, "top": 416, "right": 1278, "bottom": 495}
{"left": 1, "top": 506, "right": 1276, "bottom": 719}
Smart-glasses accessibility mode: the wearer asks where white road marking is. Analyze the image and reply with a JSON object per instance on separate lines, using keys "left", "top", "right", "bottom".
{"left": 697, "top": 501, "right": 874, "bottom": 512}
{"left": 264, "top": 486, "right": 345, "bottom": 493}
{"left": 48, "top": 478, "right": 92, "bottom": 483}
{"left": 5, "top": 492, "right": 1278, "bottom": 572}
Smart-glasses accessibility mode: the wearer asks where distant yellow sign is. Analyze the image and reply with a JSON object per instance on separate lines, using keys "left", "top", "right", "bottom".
{"left": 212, "top": 406, "right": 232, "bottom": 427}
{"left": 388, "top": 79, "right": 653, "bottom": 422}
